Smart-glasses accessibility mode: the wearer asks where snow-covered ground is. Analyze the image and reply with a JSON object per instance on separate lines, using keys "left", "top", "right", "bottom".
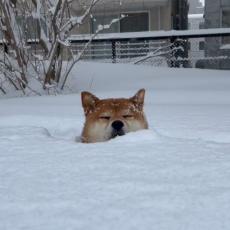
{"left": 1, "top": 62, "right": 230, "bottom": 230}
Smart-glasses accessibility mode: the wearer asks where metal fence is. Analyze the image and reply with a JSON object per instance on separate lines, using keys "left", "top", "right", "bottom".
{"left": 1, "top": 29, "right": 230, "bottom": 70}
{"left": 69, "top": 29, "right": 230, "bottom": 69}
{"left": 70, "top": 40, "right": 170, "bottom": 64}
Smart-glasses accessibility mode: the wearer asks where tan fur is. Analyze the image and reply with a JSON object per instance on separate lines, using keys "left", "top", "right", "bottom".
{"left": 81, "top": 89, "right": 148, "bottom": 143}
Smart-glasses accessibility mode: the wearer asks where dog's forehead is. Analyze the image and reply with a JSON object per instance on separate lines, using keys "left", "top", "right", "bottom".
{"left": 97, "top": 98, "right": 134, "bottom": 110}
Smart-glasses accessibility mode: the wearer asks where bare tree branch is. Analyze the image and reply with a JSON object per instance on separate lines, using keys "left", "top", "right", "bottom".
{"left": 0, "top": 0, "right": 115, "bottom": 95}
{"left": 0, "top": 0, "right": 28, "bottom": 85}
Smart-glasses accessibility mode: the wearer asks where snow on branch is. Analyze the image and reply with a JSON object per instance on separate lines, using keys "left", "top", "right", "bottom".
{"left": 95, "top": 15, "right": 125, "bottom": 33}
{"left": 60, "top": 0, "right": 101, "bottom": 34}
{"left": 134, "top": 43, "right": 184, "bottom": 65}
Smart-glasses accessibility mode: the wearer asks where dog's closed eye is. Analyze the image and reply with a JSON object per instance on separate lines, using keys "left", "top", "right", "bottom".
{"left": 99, "top": 116, "right": 111, "bottom": 120}
{"left": 123, "top": 115, "right": 134, "bottom": 119}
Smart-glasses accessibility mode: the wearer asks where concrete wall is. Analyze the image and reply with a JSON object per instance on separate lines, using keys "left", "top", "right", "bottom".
{"left": 159, "top": 4, "right": 172, "bottom": 30}
{"left": 205, "top": 0, "right": 221, "bottom": 29}
{"left": 204, "top": 0, "right": 230, "bottom": 69}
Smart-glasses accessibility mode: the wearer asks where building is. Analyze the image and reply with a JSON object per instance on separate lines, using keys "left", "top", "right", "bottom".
{"left": 0, "top": 0, "right": 189, "bottom": 63}
{"left": 68, "top": 0, "right": 189, "bottom": 63}
{"left": 71, "top": 0, "right": 189, "bottom": 35}
{"left": 0, "top": 0, "right": 189, "bottom": 38}
{"left": 188, "top": 0, "right": 203, "bottom": 14}
{"left": 204, "top": 0, "right": 230, "bottom": 69}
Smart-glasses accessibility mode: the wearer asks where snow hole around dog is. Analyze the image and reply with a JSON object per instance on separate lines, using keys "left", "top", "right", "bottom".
{"left": 0, "top": 123, "right": 162, "bottom": 144}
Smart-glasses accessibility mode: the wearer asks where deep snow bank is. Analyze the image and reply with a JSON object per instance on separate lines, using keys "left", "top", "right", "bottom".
{"left": 1, "top": 62, "right": 230, "bottom": 230}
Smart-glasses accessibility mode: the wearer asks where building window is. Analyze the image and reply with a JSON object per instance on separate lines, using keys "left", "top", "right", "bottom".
{"left": 199, "top": 41, "right": 205, "bottom": 50}
{"left": 15, "top": 16, "right": 40, "bottom": 40}
{"left": 222, "top": 10, "right": 230, "bottom": 28}
{"left": 199, "top": 22, "right": 204, "bottom": 29}
{"left": 91, "top": 12, "right": 149, "bottom": 34}
{"left": 120, "top": 12, "right": 149, "bottom": 33}
{"left": 222, "top": 9, "right": 230, "bottom": 44}
{"left": 0, "top": 10, "right": 2, "bottom": 39}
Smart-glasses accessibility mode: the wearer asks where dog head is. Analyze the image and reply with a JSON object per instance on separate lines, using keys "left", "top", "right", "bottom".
{"left": 81, "top": 89, "right": 148, "bottom": 143}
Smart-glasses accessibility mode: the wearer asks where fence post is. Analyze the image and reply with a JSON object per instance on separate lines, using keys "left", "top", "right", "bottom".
{"left": 170, "top": 37, "right": 189, "bottom": 68}
{"left": 112, "top": 41, "right": 116, "bottom": 63}
{"left": 174, "top": 38, "right": 181, "bottom": 67}
{"left": 169, "top": 37, "right": 176, "bottom": 67}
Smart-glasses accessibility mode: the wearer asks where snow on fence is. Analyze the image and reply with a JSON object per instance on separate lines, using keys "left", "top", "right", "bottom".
{"left": 70, "top": 40, "right": 169, "bottom": 65}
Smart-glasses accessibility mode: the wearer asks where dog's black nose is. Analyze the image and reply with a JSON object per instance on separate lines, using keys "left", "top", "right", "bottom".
{"left": 112, "top": 120, "right": 124, "bottom": 131}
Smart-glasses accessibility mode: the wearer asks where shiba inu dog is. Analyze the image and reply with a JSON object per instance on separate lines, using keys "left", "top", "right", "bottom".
{"left": 81, "top": 89, "right": 148, "bottom": 143}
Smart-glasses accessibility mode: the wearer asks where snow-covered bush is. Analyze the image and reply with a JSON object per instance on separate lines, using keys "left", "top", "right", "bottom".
{"left": 0, "top": 0, "right": 100, "bottom": 96}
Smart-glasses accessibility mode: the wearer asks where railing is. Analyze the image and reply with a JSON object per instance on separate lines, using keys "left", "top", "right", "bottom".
{"left": 69, "top": 28, "right": 230, "bottom": 69}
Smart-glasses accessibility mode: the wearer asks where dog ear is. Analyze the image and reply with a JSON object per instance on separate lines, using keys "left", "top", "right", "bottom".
{"left": 130, "top": 89, "right": 145, "bottom": 111}
{"left": 81, "top": 91, "right": 99, "bottom": 116}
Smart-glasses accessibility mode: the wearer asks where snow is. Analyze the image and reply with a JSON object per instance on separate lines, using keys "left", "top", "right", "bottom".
{"left": 188, "top": 14, "right": 204, "bottom": 19}
{"left": 220, "top": 44, "right": 230, "bottom": 50}
{"left": 1, "top": 62, "right": 230, "bottom": 229}
{"left": 96, "top": 17, "right": 122, "bottom": 33}
{"left": 69, "top": 28, "right": 230, "bottom": 41}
